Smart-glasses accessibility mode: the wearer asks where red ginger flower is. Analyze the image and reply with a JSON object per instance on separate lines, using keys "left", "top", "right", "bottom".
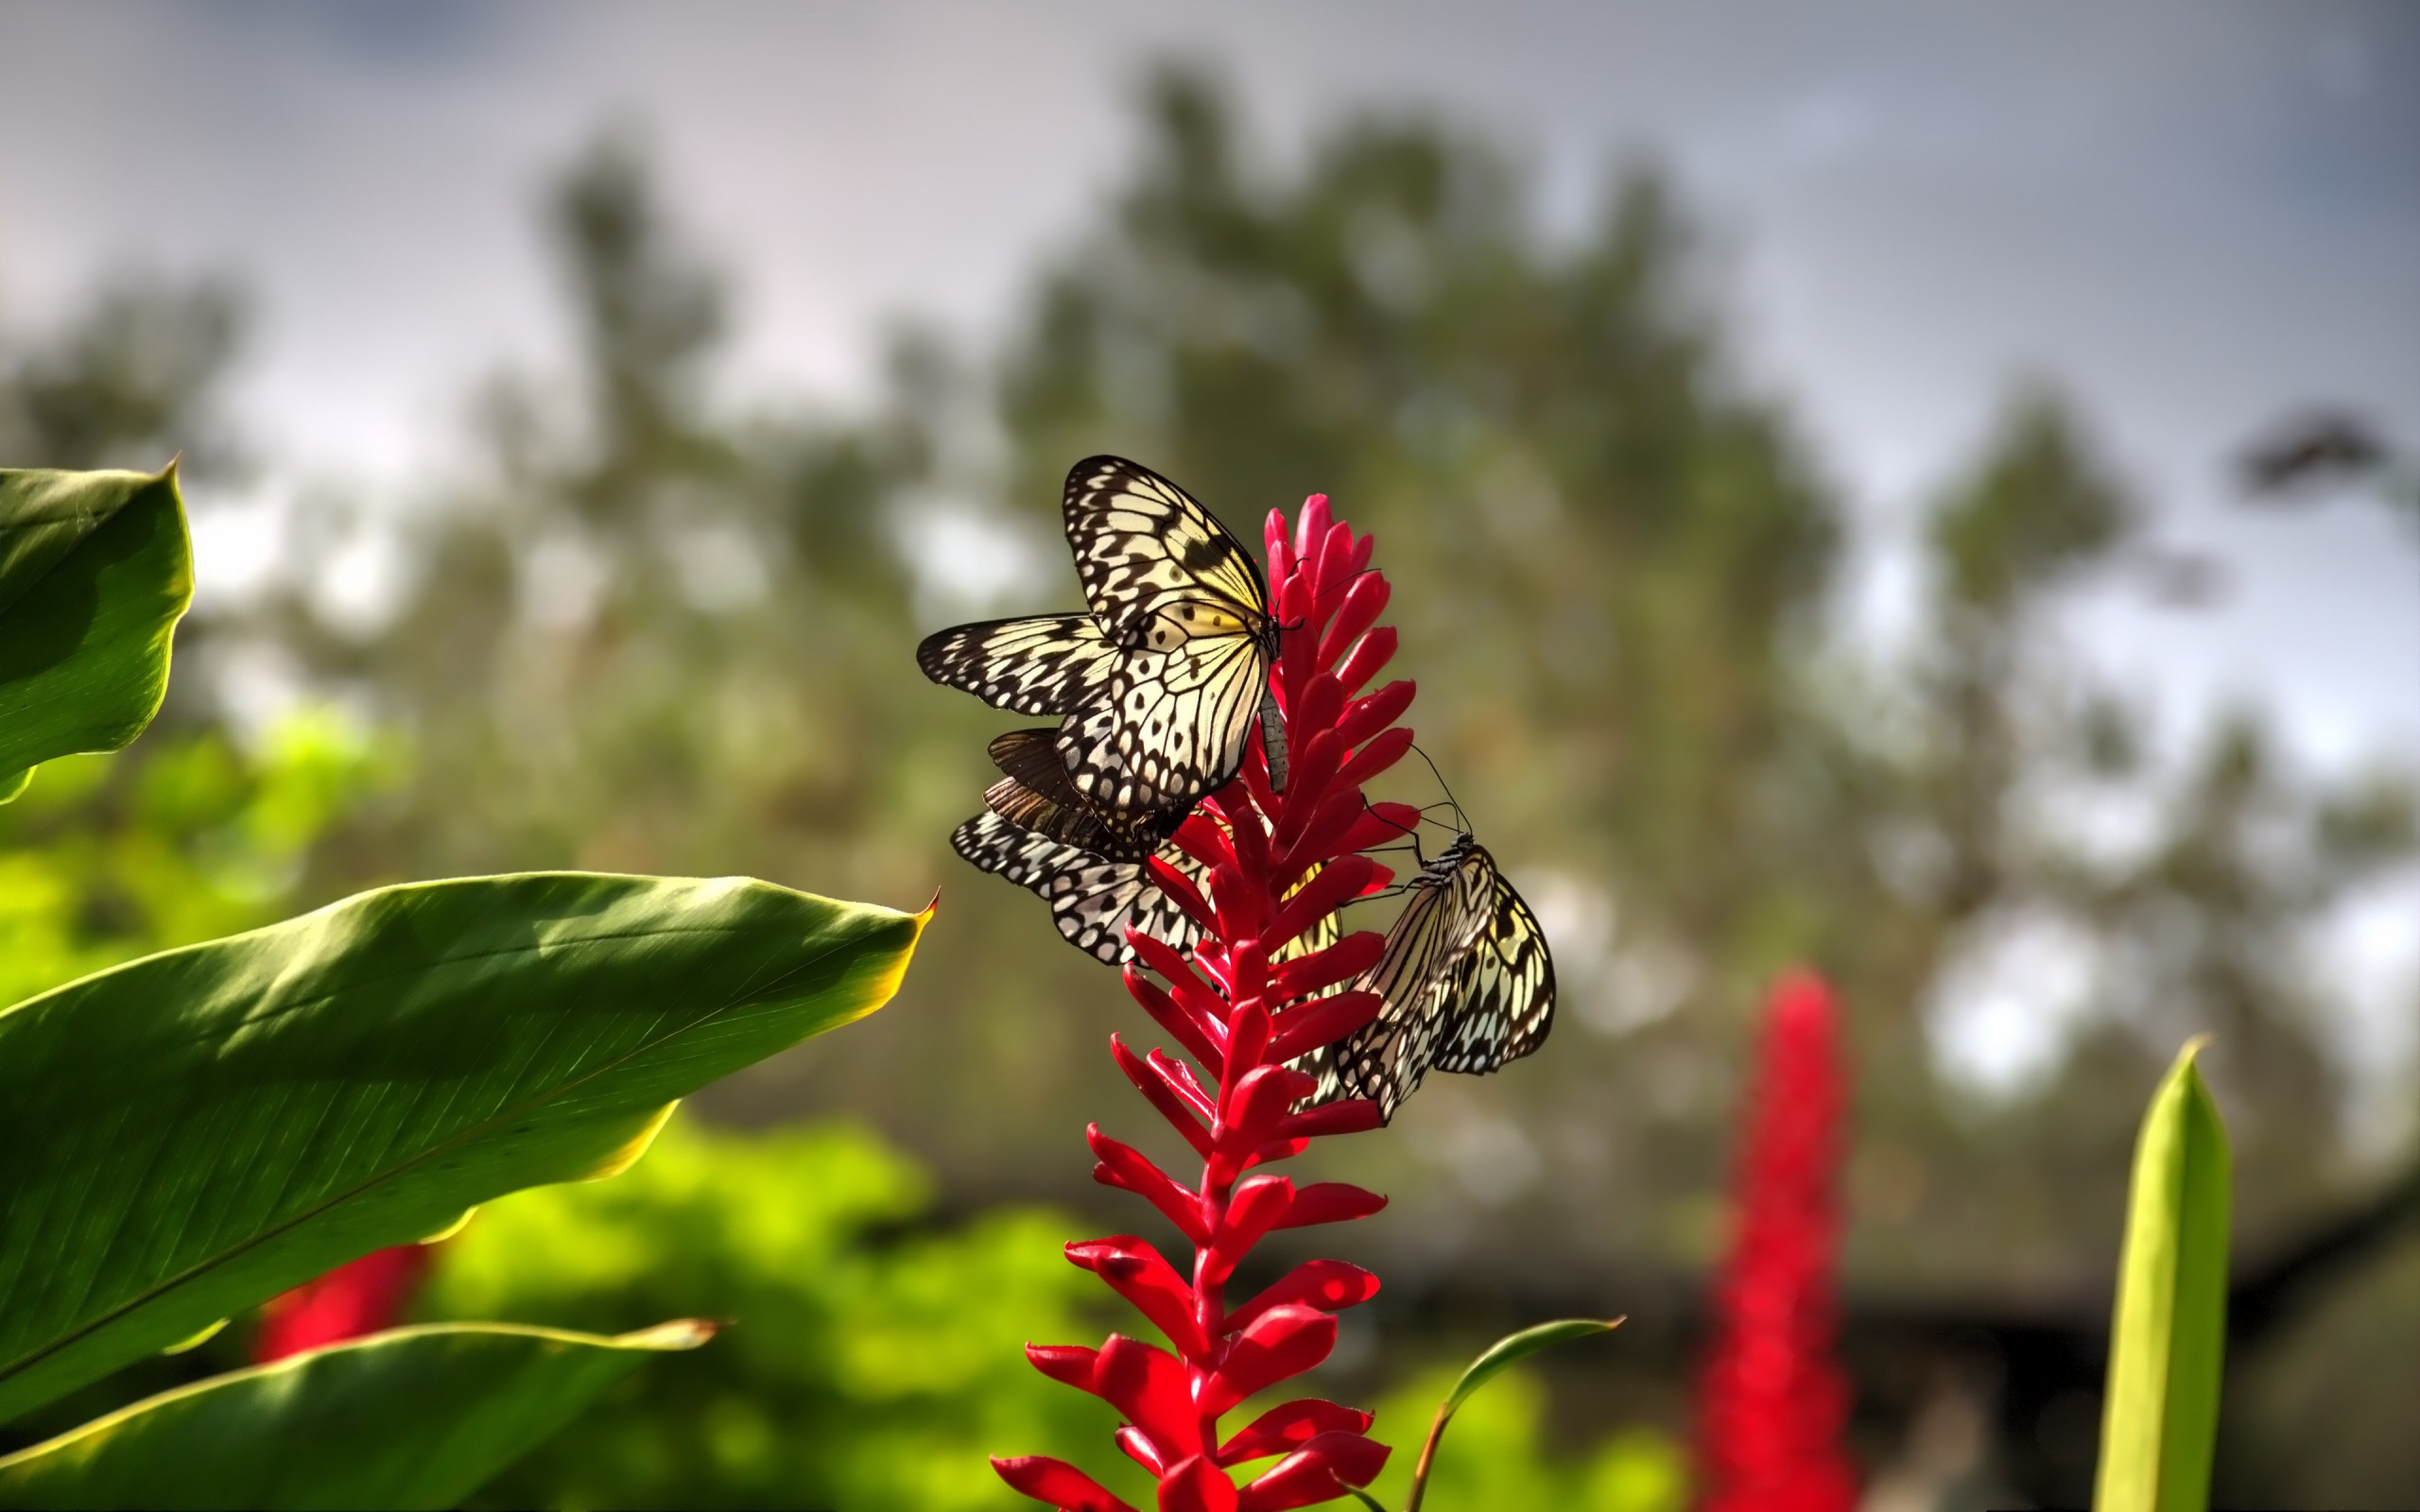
{"left": 254, "top": 1244, "right": 432, "bottom": 1363}
{"left": 994, "top": 495, "right": 1417, "bottom": 1512}
{"left": 1696, "top": 970, "right": 1858, "bottom": 1512}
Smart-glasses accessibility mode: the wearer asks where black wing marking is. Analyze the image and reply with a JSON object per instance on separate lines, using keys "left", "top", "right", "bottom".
{"left": 916, "top": 614, "right": 1116, "bottom": 715}
{"left": 951, "top": 811, "right": 1203, "bottom": 965}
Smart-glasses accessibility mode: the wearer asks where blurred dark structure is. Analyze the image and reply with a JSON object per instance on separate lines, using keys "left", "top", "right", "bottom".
{"left": 7, "top": 71, "right": 2417, "bottom": 1508}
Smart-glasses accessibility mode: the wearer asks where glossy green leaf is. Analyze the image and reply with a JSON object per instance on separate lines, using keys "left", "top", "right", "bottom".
{"left": 2095, "top": 1037, "right": 2231, "bottom": 1512}
{"left": 0, "top": 1319, "right": 715, "bottom": 1510}
{"left": 1404, "top": 1317, "right": 1621, "bottom": 1512}
{"left": 0, "top": 466, "right": 194, "bottom": 799}
{"left": 0, "top": 872, "right": 928, "bottom": 1423}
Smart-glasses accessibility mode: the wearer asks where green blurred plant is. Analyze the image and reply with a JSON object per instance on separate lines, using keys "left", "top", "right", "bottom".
{"left": 421, "top": 1113, "right": 1139, "bottom": 1511}
{"left": 2094, "top": 1039, "right": 2231, "bottom": 1512}
{"left": 1351, "top": 1362, "right": 1684, "bottom": 1512}
{"left": 0, "top": 706, "right": 400, "bottom": 1005}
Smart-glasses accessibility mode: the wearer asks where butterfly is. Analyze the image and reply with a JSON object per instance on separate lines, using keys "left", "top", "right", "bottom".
{"left": 917, "top": 456, "right": 1284, "bottom": 829}
{"left": 1302, "top": 833, "right": 1556, "bottom": 1123}
{"left": 953, "top": 798, "right": 1340, "bottom": 968}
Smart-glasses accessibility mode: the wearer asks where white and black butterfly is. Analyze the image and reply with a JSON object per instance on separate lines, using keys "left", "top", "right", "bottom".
{"left": 952, "top": 810, "right": 1207, "bottom": 965}
{"left": 1302, "top": 833, "right": 1556, "bottom": 1123}
{"left": 952, "top": 796, "right": 1340, "bottom": 969}
{"left": 917, "top": 456, "right": 1284, "bottom": 828}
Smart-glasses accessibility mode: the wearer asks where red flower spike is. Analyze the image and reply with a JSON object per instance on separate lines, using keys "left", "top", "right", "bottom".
{"left": 1125, "top": 968, "right": 1228, "bottom": 1076}
{"left": 1317, "top": 576, "right": 1391, "bottom": 671}
{"left": 1127, "top": 937, "right": 1230, "bottom": 1034}
{"left": 1268, "top": 933, "right": 1387, "bottom": 1005}
{"left": 993, "top": 1455, "right": 1142, "bottom": 1512}
{"left": 254, "top": 1244, "right": 432, "bottom": 1362}
{"left": 1002, "top": 499, "right": 1409, "bottom": 1509}
{"left": 1267, "top": 989, "right": 1385, "bottom": 1064}
{"left": 1334, "top": 726, "right": 1414, "bottom": 789}
{"left": 1120, "top": 1426, "right": 1174, "bottom": 1477}
{"left": 1292, "top": 674, "right": 1346, "bottom": 747}
{"left": 1075, "top": 1245, "right": 1213, "bottom": 1359}
{"left": 1026, "top": 1342, "right": 1100, "bottom": 1391}
{"left": 1332, "top": 799, "right": 1422, "bottom": 858}
{"left": 1158, "top": 1454, "right": 1241, "bottom": 1512}
{"left": 1148, "top": 1049, "right": 1219, "bottom": 1120}
{"left": 1334, "top": 680, "right": 1415, "bottom": 751}
{"left": 1264, "top": 855, "right": 1380, "bottom": 956}
{"left": 1089, "top": 1127, "right": 1210, "bottom": 1245}
{"left": 1274, "top": 1182, "right": 1388, "bottom": 1229}
{"left": 1332, "top": 625, "right": 1397, "bottom": 696}
{"left": 1269, "top": 732, "right": 1342, "bottom": 849}
{"left": 1228, "top": 1259, "right": 1381, "bottom": 1333}
{"left": 1695, "top": 970, "right": 1859, "bottom": 1512}
{"left": 1220, "top": 1065, "right": 1319, "bottom": 1146}
{"left": 1274, "top": 1098, "right": 1385, "bottom": 1143}
{"left": 1219, "top": 1400, "right": 1377, "bottom": 1466}
{"left": 1236, "top": 1434, "right": 1392, "bottom": 1512}
{"left": 1146, "top": 856, "right": 1219, "bottom": 937}
{"left": 1198, "top": 1305, "right": 1338, "bottom": 1418}
{"left": 1114, "top": 1037, "right": 1216, "bottom": 1157}
{"left": 1096, "top": 1334, "right": 1202, "bottom": 1455}
{"left": 1275, "top": 799, "right": 1371, "bottom": 893}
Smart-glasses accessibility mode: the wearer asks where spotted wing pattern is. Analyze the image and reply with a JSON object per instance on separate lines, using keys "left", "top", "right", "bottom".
{"left": 1052, "top": 456, "right": 1279, "bottom": 822}
{"left": 951, "top": 811, "right": 1205, "bottom": 965}
{"left": 1307, "top": 838, "right": 1555, "bottom": 1122}
{"left": 915, "top": 614, "right": 1116, "bottom": 715}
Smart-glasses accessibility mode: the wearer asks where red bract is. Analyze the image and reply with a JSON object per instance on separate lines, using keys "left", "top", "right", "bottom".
{"left": 1696, "top": 970, "right": 1859, "bottom": 1512}
{"left": 253, "top": 1244, "right": 432, "bottom": 1363}
{"left": 994, "top": 496, "right": 1409, "bottom": 1511}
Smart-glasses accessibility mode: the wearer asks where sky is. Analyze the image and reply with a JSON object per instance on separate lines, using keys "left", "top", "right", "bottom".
{"left": 5, "top": 1, "right": 2417, "bottom": 1083}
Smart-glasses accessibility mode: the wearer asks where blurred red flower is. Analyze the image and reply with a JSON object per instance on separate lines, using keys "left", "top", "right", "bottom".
{"left": 1696, "top": 969, "right": 1859, "bottom": 1512}
{"left": 253, "top": 1244, "right": 432, "bottom": 1363}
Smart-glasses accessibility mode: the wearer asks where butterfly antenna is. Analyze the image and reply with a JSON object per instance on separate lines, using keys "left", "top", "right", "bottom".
{"left": 1405, "top": 742, "right": 1471, "bottom": 838}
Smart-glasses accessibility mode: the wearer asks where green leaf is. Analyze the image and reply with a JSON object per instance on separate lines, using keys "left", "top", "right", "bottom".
{"left": 0, "top": 466, "right": 194, "bottom": 799}
{"left": 1404, "top": 1318, "right": 1621, "bottom": 1512}
{"left": 2094, "top": 1037, "right": 2231, "bottom": 1512}
{"left": 0, "top": 1319, "right": 715, "bottom": 1510}
{"left": 0, "top": 872, "right": 928, "bottom": 1423}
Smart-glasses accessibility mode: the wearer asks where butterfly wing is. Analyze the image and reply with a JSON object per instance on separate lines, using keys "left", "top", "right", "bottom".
{"left": 1305, "top": 870, "right": 1463, "bottom": 1122}
{"left": 916, "top": 613, "right": 1116, "bottom": 715}
{"left": 951, "top": 812, "right": 1203, "bottom": 966}
{"left": 982, "top": 728, "right": 1183, "bottom": 857}
{"left": 1063, "top": 455, "right": 1269, "bottom": 632}
{"left": 1427, "top": 847, "right": 1557, "bottom": 1075}
{"left": 1054, "top": 457, "right": 1278, "bottom": 822}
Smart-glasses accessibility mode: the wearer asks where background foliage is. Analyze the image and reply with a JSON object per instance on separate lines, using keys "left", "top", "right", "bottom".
{"left": 4, "top": 69, "right": 2413, "bottom": 1507}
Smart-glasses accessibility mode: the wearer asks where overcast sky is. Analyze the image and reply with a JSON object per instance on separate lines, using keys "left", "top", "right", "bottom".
{"left": 5, "top": 0, "right": 2416, "bottom": 1098}
{"left": 3, "top": 0, "right": 2415, "bottom": 769}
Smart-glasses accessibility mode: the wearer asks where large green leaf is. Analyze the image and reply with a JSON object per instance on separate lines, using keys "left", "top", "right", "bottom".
{"left": 0, "top": 871, "right": 927, "bottom": 1423}
{"left": 0, "top": 466, "right": 193, "bottom": 799}
{"left": 2095, "top": 1037, "right": 2231, "bottom": 1512}
{"left": 0, "top": 1319, "right": 714, "bottom": 1510}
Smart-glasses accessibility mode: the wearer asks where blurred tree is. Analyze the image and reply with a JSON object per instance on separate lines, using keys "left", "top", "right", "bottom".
{"left": 0, "top": 272, "right": 246, "bottom": 475}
